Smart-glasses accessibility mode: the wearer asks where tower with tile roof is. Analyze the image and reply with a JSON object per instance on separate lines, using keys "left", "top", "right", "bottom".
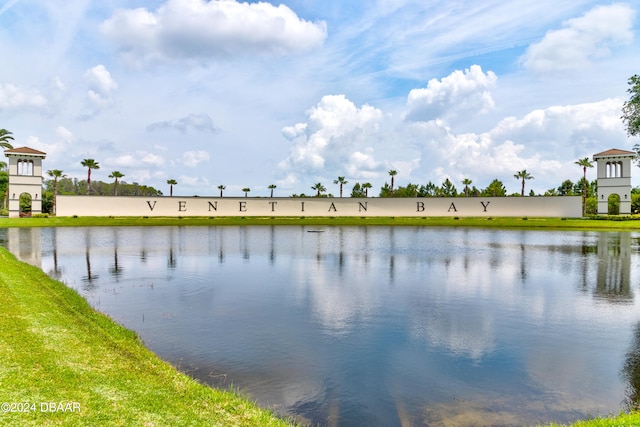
{"left": 3, "top": 147, "right": 47, "bottom": 218}
{"left": 593, "top": 148, "right": 636, "bottom": 215}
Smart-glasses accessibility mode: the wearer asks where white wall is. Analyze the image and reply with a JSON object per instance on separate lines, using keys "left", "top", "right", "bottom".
{"left": 57, "top": 195, "right": 583, "bottom": 218}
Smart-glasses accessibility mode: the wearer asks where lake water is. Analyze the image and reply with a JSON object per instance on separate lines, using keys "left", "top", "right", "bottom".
{"left": 2, "top": 226, "right": 640, "bottom": 427}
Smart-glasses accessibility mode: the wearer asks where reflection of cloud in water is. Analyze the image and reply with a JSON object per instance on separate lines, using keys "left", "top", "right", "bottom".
{"left": 410, "top": 307, "right": 495, "bottom": 361}
{"left": 292, "top": 255, "right": 381, "bottom": 337}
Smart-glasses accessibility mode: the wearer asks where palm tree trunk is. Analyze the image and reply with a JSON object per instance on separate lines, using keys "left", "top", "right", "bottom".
{"left": 53, "top": 179, "right": 58, "bottom": 216}
{"left": 583, "top": 166, "right": 587, "bottom": 215}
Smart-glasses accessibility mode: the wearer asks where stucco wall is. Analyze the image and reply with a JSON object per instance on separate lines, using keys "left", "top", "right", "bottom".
{"left": 56, "top": 195, "right": 582, "bottom": 217}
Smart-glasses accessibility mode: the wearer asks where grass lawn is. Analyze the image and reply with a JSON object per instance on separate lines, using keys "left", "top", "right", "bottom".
{"left": 542, "top": 411, "right": 640, "bottom": 426}
{"left": 0, "top": 247, "right": 295, "bottom": 427}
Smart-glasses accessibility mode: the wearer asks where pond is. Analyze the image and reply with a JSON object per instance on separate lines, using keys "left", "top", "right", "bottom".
{"left": 2, "top": 226, "right": 639, "bottom": 426}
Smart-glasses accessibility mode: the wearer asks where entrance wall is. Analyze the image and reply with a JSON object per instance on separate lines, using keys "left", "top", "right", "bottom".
{"left": 57, "top": 195, "right": 582, "bottom": 218}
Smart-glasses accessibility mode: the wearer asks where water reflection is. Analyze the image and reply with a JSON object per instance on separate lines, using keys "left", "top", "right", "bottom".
{"left": 624, "top": 322, "right": 640, "bottom": 411}
{"left": 3, "top": 227, "right": 42, "bottom": 267}
{"left": 1, "top": 226, "right": 639, "bottom": 426}
{"left": 596, "top": 233, "right": 632, "bottom": 302}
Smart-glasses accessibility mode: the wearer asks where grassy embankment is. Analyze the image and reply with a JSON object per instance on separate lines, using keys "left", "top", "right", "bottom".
{"left": 1, "top": 215, "right": 640, "bottom": 230}
{"left": 1, "top": 215, "right": 639, "bottom": 426}
{"left": 0, "top": 247, "right": 295, "bottom": 427}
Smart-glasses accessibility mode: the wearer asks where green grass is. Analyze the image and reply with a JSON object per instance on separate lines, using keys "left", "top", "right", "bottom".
{"left": 0, "top": 247, "right": 295, "bottom": 427}
{"left": 542, "top": 411, "right": 640, "bottom": 426}
{"left": 2, "top": 215, "right": 640, "bottom": 230}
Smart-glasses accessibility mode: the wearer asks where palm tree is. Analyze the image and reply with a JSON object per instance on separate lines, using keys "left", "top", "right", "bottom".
{"left": 334, "top": 176, "right": 348, "bottom": 197}
{"left": 242, "top": 187, "right": 251, "bottom": 197}
{"left": 47, "top": 169, "right": 66, "bottom": 215}
{"left": 0, "top": 129, "right": 14, "bottom": 150}
{"left": 1, "top": 161, "right": 7, "bottom": 209}
{"left": 80, "top": 159, "right": 100, "bottom": 194}
{"left": 575, "top": 157, "right": 594, "bottom": 216}
{"left": 109, "top": 171, "right": 124, "bottom": 196}
{"left": 311, "top": 182, "right": 326, "bottom": 197}
{"left": 268, "top": 184, "right": 277, "bottom": 197}
{"left": 167, "top": 179, "right": 177, "bottom": 197}
{"left": 514, "top": 169, "right": 534, "bottom": 196}
{"left": 388, "top": 170, "right": 397, "bottom": 196}
{"left": 218, "top": 185, "right": 226, "bottom": 197}
{"left": 462, "top": 178, "right": 472, "bottom": 197}
{"left": 362, "top": 182, "right": 372, "bottom": 197}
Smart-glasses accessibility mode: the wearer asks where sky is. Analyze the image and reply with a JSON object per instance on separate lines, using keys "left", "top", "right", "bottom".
{"left": 0, "top": 0, "right": 638, "bottom": 197}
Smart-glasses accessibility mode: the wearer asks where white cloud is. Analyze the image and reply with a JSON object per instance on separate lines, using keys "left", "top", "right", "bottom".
{"left": 345, "top": 149, "right": 382, "bottom": 179}
{"left": 55, "top": 126, "right": 74, "bottom": 143}
{"left": 181, "top": 150, "right": 210, "bottom": 167}
{"left": 406, "top": 65, "right": 497, "bottom": 123}
{"left": 109, "top": 151, "right": 165, "bottom": 168}
{"left": 101, "top": 0, "right": 327, "bottom": 66}
{"left": 279, "top": 94, "right": 384, "bottom": 180}
{"left": 147, "top": 113, "right": 217, "bottom": 134}
{"left": 490, "top": 98, "right": 626, "bottom": 154}
{"left": 78, "top": 65, "right": 118, "bottom": 119}
{"left": 521, "top": 3, "right": 635, "bottom": 74}
{"left": 408, "top": 97, "right": 628, "bottom": 192}
{"left": 141, "top": 152, "right": 165, "bottom": 167}
{"left": 84, "top": 64, "right": 118, "bottom": 105}
{"left": 0, "top": 83, "right": 47, "bottom": 111}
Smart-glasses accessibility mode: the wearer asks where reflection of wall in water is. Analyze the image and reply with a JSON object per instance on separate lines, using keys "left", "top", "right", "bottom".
{"left": 596, "top": 233, "right": 631, "bottom": 302}
{"left": 6, "top": 228, "right": 41, "bottom": 268}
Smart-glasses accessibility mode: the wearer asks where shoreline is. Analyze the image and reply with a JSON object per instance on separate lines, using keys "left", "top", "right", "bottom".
{"left": 0, "top": 247, "right": 296, "bottom": 427}
{"left": 1, "top": 215, "right": 640, "bottom": 231}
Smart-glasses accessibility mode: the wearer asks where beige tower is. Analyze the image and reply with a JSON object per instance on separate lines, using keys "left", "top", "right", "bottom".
{"left": 4, "top": 147, "right": 47, "bottom": 218}
{"left": 593, "top": 148, "right": 636, "bottom": 215}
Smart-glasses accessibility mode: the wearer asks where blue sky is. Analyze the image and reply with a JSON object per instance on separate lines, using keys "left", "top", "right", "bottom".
{"left": 1, "top": 0, "right": 638, "bottom": 196}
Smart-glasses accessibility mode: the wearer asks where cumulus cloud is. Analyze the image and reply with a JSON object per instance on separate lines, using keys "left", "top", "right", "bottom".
{"left": 279, "top": 94, "right": 384, "bottom": 180}
{"left": 109, "top": 151, "right": 165, "bottom": 168}
{"left": 408, "top": 97, "right": 628, "bottom": 192}
{"left": 0, "top": 83, "right": 47, "bottom": 111}
{"left": 521, "top": 3, "right": 635, "bottom": 74}
{"left": 177, "top": 174, "right": 209, "bottom": 188}
{"left": 406, "top": 65, "right": 497, "bottom": 123}
{"left": 147, "top": 113, "right": 218, "bottom": 133}
{"left": 84, "top": 64, "right": 118, "bottom": 105}
{"left": 55, "top": 126, "right": 74, "bottom": 143}
{"left": 79, "top": 65, "right": 118, "bottom": 119}
{"left": 101, "top": 0, "right": 327, "bottom": 66}
{"left": 181, "top": 149, "right": 210, "bottom": 167}
{"left": 276, "top": 61, "right": 630, "bottom": 195}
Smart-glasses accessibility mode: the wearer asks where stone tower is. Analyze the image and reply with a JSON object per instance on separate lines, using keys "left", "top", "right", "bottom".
{"left": 4, "top": 147, "right": 47, "bottom": 218}
{"left": 593, "top": 148, "right": 636, "bottom": 215}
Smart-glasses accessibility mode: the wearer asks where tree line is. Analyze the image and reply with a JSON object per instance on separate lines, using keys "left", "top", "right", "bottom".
{"left": 0, "top": 145, "right": 636, "bottom": 216}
